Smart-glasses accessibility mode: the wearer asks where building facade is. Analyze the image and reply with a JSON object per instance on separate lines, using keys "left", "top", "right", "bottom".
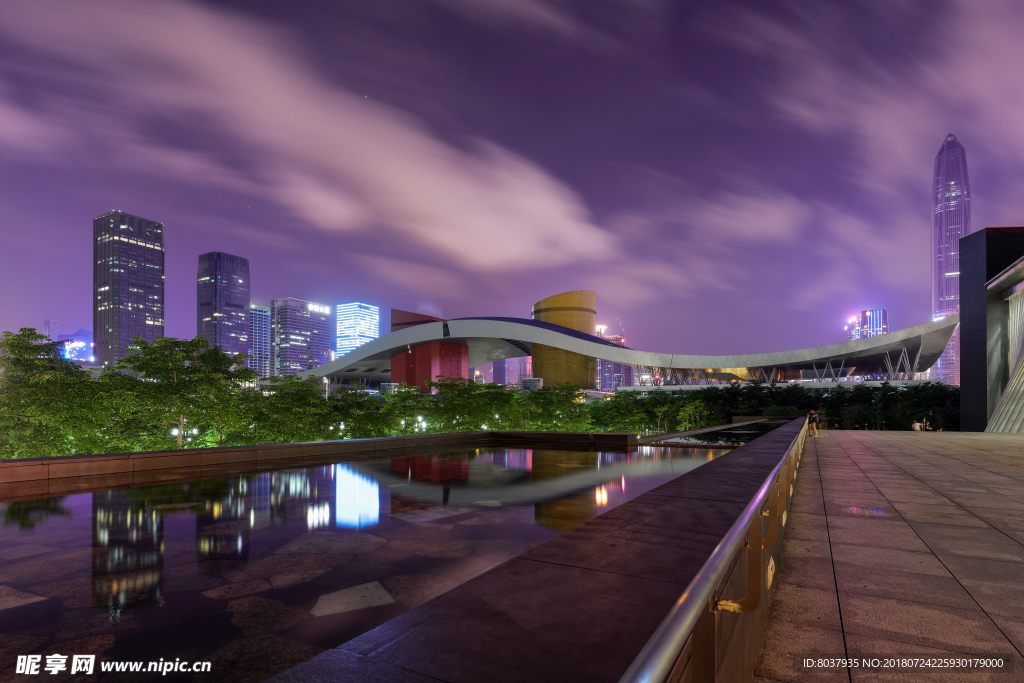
{"left": 336, "top": 302, "right": 380, "bottom": 358}
{"left": 932, "top": 134, "right": 972, "bottom": 385}
{"left": 248, "top": 304, "right": 271, "bottom": 378}
{"left": 596, "top": 333, "right": 634, "bottom": 390}
{"left": 93, "top": 211, "right": 164, "bottom": 368}
{"left": 390, "top": 340, "right": 468, "bottom": 391}
{"left": 860, "top": 309, "right": 888, "bottom": 339}
{"left": 197, "top": 252, "right": 250, "bottom": 357}
{"left": 531, "top": 290, "right": 597, "bottom": 389}
{"left": 272, "top": 298, "right": 332, "bottom": 375}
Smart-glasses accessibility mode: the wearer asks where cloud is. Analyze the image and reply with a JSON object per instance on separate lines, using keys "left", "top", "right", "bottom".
{"left": 0, "top": 0, "right": 615, "bottom": 272}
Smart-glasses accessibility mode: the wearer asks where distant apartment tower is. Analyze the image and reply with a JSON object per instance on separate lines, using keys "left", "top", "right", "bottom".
{"left": 248, "top": 304, "right": 271, "bottom": 378}
{"left": 197, "top": 252, "right": 250, "bottom": 356}
{"left": 272, "top": 298, "right": 332, "bottom": 375}
{"left": 93, "top": 210, "right": 164, "bottom": 368}
{"left": 932, "top": 134, "right": 972, "bottom": 384}
{"left": 336, "top": 302, "right": 380, "bottom": 357}
{"left": 42, "top": 319, "right": 61, "bottom": 340}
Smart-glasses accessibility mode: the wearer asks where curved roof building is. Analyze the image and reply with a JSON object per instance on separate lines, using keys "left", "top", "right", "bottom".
{"left": 300, "top": 312, "right": 959, "bottom": 387}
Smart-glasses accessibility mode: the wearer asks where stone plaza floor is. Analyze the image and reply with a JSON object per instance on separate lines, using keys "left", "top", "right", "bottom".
{"left": 756, "top": 430, "right": 1024, "bottom": 681}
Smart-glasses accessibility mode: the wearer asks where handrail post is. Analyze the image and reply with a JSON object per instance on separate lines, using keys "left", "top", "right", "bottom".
{"left": 762, "top": 485, "right": 779, "bottom": 550}
{"left": 715, "top": 518, "right": 763, "bottom": 614}
{"left": 691, "top": 598, "right": 717, "bottom": 683}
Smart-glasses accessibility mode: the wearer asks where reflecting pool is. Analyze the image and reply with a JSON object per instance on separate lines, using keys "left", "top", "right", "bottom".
{"left": 0, "top": 446, "right": 725, "bottom": 682}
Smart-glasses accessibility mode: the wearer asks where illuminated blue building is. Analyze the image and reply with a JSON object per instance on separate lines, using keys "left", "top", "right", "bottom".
{"left": 860, "top": 309, "right": 888, "bottom": 339}
{"left": 248, "top": 304, "right": 271, "bottom": 378}
{"left": 335, "top": 302, "right": 380, "bottom": 358}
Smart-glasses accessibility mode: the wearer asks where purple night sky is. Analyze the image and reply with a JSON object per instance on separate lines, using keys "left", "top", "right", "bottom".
{"left": 1, "top": 1, "right": 1022, "bottom": 354}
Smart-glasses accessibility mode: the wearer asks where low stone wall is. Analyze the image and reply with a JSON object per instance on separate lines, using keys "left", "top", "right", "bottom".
{"left": 0, "top": 431, "right": 638, "bottom": 500}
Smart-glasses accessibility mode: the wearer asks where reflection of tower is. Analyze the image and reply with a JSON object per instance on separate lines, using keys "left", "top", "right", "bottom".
{"left": 92, "top": 491, "right": 164, "bottom": 609}
{"left": 530, "top": 450, "right": 598, "bottom": 531}
{"left": 932, "top": 133, "right": 971, "bottom": 385}
{"left": 532, "top": 291, "right": 597, "bottom": 388}
{"left": 195, "top": 478, "right": 253, "bottom": 572}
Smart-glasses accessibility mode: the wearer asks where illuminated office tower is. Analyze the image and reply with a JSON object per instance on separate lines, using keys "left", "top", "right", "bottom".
{"left": 336, "top": 302, "right": 380, "bottom": 357}
{"left": 93, "top": 211, "right": 164, "bottom": 368}
{"left": 272, "top": 298, "right": 332, "bottom": 375}
{"left": 932, "top": 134, "right": 972, "bottom": 384}
{"left": 248, "top": 303, "right": 271, "bottom": 378}
{"left": 197, "top": 252, "right": 250, "bottom": 357}
{"left": 860, "top": 309, "right": 888, "bottom": 339}
{"left": 844, "top": 316, "right": 860, "bottom": 342}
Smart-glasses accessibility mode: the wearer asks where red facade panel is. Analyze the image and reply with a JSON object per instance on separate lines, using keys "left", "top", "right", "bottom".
{"left": 390, "top": 341, "right": 469, "bottom": 391}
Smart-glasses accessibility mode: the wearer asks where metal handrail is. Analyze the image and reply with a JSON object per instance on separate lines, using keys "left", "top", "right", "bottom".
{"left": 618, "top": 418, "right": 807, "bottom": 683}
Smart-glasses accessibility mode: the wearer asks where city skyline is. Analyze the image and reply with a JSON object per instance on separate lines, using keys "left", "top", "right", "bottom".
{"left": 4, "top": 2, "right": 1024, "bottom": 356}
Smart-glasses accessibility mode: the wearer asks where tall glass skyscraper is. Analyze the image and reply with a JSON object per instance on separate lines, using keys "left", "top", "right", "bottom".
{"left": 932, "top": 133, "right": 972, "bottom": 385}
{"left": 335, "top": 302, "right": 380, "bottom": 357}
{"left": 197, "top": 252, "right": 250, "bottom": 357}
{"left": 248, "top": 304, "right": 271, "bottom": 378}
{"left": 93, "top": 211, "right": 164, "bottom": 368}
{"left": 272, "top": 298, "right": 332, "bottom": 375}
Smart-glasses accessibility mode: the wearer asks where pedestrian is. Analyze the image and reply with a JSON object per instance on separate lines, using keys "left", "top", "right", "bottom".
{"left": 911, "top": 419, "right": 924, "bottom": 431}
{"left": 807, "top": 409, "right": 819, "bottom": 437}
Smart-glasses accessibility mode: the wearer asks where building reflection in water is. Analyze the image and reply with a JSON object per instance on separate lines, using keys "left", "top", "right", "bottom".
{"left": 334, "top": 465, "right": 380, "bottom": 528}
{"left": 196, "top": 478, "right": 252, "bottom": 572}
{"left": 92, "top": 490, "right": 164, "bottom": 610}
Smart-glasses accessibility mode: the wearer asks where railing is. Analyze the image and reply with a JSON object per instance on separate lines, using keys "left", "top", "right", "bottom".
{"left": 619, "top": 418, "right": 808, "bottom": 683}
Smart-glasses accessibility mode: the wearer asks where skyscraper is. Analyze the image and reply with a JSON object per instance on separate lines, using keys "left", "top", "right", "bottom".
{"left": 860, "top": 309, "right": 888, "bottom": 339}
{"left": 843, "top": 309, "right": 888, "bottom": 342}
{"left": 335, "top": 302, "right": 380, "bottom": 357}
{"left": 93, "top": 211, "right": 164, "bottom": 368}
{"left": 248, "top": 304, "right": 271, "bottom": 378}
{"left": 272, "top": 298, "right": 332, "bottom": 375}
{"left": 197, "top": 252, "right": 250, "bottom": 357}
{"left": 932, "top": 134, "right": 971, "bottom": 384}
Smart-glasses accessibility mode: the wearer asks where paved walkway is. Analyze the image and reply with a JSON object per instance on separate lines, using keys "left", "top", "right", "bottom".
{"left": 756, "top": 431, "right": 1024, "bottom": 681}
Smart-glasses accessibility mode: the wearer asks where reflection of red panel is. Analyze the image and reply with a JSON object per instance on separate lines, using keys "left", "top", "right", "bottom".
{"left": 390, "top": 341, "right": 468, "bottom": 391}
{"left": 390, "top": 456, "right": 469, "bottom": 484}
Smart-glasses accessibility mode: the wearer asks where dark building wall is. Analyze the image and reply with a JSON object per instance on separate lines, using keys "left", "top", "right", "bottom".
{"left": 959, "top": 228, "right": 1024, "bottom": 431}
{"left": 390, "top": 341, "right": 469, "bottom": 391}
{"left": 197, "top": 252, "right": 250, "bottom": 356}
{"left": 390, "top": 308, "right": 444, "bottom": 334}
{"left": 92, "top": 211, "right": 165, "bottom": 368}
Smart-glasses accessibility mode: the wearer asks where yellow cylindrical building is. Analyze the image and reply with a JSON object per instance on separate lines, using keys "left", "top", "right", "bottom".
{"left": 531, "top": 290, "right": 597, "bottom": 389}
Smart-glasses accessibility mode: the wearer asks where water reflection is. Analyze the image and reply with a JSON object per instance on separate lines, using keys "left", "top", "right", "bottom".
{"left": 334, "top": 464, "right": 380, "bottom": 528}
{"left": 92, "top": 490, "right": 163, "bottom": 610}
{"left": 0, "top": 446, "right": 725, "bottom": 682}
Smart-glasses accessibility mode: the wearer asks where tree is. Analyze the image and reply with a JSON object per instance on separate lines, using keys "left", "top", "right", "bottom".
{"left": 0, "top": 328, "right": 95, "bottom": 458}
{"left": 115, "top": 336, "right": 256, "bottom": 448}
